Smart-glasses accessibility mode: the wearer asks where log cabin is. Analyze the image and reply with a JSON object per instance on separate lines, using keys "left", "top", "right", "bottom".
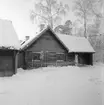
{"left": 19, "top": 26, "right": 95, "bottom": 69}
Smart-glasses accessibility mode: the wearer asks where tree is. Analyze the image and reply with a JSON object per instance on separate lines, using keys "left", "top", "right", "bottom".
{"left": 72, "top": 19, "right": 82, "bottom": 35}
{"left": 30, "top": 0, "right": 69, "bottom": 29}
{"left": 73, "top": 0, "right": 103, "bottom": 38}
{"left": 54, "top": 20, "right": 72, "bottom": 35}
{"left": 87, "top": 18, "right": 101, "bottom": 36}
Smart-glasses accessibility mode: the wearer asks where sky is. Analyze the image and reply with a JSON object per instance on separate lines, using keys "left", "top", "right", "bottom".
{"left": 0, "top": 0, "right": 76, "bottom": 40}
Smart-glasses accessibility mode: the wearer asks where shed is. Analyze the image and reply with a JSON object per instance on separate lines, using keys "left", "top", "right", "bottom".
{"left": 19, "top": 26, "right": 95, "bottom": 69}
{"left": 57, "top": 34, "right": 95, "bottom": 65}
{"left": 0, "top": 19, "right": 20, "bottom": 76}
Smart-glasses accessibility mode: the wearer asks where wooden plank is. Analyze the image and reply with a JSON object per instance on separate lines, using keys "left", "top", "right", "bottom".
{"left": 13, "top": 50, "right": 16, "bottom": 74}
{"left": 75, "top": 54, "right": 78, "bottom": 66}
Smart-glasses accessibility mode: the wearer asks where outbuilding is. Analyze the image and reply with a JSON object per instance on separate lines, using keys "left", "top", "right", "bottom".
{"left": 0, "top": 19, "right": 20, "bottom": 76}
{"left": 19, "top": 26, "right": 95, "bottom": 69}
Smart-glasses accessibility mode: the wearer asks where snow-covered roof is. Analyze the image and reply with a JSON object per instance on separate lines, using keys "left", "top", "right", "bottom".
{"left": 21, "top": 26, "right": 51, "bottom": 50}
{"left": 57, "top": 34, "right": 95, "bottom": 53}
{"left": 0, "top": 19, "right": 20, "bottom": 50}
{"left": 21, "top": 26, "right": 95, "bottom": 53}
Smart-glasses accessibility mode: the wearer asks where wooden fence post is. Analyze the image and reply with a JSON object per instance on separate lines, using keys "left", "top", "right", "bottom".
{"left": 40, "top": 51, "right": 44, "bottom": 68}
{"left": 75, "top": 54, "right": 78, "bottom": 66}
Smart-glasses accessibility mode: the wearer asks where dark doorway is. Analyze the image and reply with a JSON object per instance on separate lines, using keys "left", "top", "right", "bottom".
{"left": 78, "top": 53, "right": 92, "bottom": 65}
{"left": 0, "top": 56, "right": 14, "bottom": 76}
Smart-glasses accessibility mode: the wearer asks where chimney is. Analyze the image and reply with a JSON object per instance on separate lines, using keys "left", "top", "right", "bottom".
{"left": 25, "top": 36, "right": 29, "bottom": 41}
{"left": 39, "top": 24, "right": 45, "bottom": 31}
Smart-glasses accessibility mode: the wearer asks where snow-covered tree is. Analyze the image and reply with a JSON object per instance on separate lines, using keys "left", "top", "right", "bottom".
{"left": 30, "top": 0, "right": 69, "bottom": 29}
{"left": 73, "top": 0, "right": 103, "bottom": 38}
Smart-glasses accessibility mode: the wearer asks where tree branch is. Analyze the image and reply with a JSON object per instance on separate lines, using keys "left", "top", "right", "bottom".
{"left": 31, "top": 11, "right": 48, "bottom": 21}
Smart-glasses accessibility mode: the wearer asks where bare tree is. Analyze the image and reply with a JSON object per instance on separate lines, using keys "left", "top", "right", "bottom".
{"left": 73, "top": 0, "right": 103, "bottom": 38}
{"left": 30, "top": 0, "right": 69, "bottom": 29}
{"left": 72, "top": 19, "right": 82, "bottom": 35}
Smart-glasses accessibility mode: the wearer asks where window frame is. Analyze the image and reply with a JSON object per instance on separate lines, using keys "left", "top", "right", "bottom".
{"left": 32, "top": 52, "right": 41, "bottom": 61}
{"left": 56, "top": 53, "right": 65, "bottom": 61}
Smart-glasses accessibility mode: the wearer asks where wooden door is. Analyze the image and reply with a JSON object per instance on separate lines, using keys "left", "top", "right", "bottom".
{"left": 43, "top": 52, "right": 57, "bottom": 66}
{"left": 0, "top": 56, "right": 14, "bottom": 76}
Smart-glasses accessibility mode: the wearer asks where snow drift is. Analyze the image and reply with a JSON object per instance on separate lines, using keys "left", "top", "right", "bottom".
{"left": 0, "top": 63, "right": 104, "bottom": 105}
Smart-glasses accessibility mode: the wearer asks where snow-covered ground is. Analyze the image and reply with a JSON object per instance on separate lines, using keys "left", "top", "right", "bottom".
{"left": 0, "top": 63, "right": 104, "bottom": 105}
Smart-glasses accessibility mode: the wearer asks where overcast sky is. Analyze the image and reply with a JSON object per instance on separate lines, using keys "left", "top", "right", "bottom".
{"left": 0, "top": 0, "right": 76, "bottom": 40}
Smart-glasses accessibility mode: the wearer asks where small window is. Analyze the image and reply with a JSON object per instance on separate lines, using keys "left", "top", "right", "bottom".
{"left": 57, "top": 53, "right": 65, "bottom": 61}
{"left": 46, "top": 37, "right": 50, "bottom": 40}
{"left": 32, "top": 52, "right": 41, "bottom": 60}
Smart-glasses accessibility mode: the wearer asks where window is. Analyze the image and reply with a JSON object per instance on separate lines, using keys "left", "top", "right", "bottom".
{"left": 56, "top": 53, "right": 65, "bottom": 61}
{"left": 32, "top": 52, "right": 41, "bottom": 60}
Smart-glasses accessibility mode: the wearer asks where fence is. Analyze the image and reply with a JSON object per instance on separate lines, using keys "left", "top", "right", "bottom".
{"left": 26, "top": 60, "right": 75, "bottom": 69}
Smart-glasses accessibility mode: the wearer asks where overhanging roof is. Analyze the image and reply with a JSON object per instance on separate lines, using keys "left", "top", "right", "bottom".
{"left": 0, "top": 19, "right": 20, "bottom": 50}
{"left": 21, "top": 26, "right": 69, "bottom": 51}
{"left": 57, "top": 34, "right": 95, "bottom": 53}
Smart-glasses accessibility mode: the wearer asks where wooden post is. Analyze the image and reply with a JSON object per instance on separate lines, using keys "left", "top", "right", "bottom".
{"left": 32, "top": 59, "right": 33, "bottom": 68}
{"left": 65, "top": 53, "right": 67, "bottom": 66}
{"left": 46, "top": 51, "right": 48, "bottom": 67}
{"left": 90, "top": 54, "right": 93, "bottom": 65}
{"left": 40, "top": 51, "right": 44, "bottom": 68}
{"left": 13, "top": 50, "right": 17, "bottom": 74}
{"left": 55, "top": 52, "right": 57, "bottom": 67}
{"left": 75, "top": 53, "right": 78, "bottom": 66}
{"left": 23, "top": 51, "right": 26, "bottom": 69}
{"left": 15, "top": 51, "right": 19, "bottom": 73}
